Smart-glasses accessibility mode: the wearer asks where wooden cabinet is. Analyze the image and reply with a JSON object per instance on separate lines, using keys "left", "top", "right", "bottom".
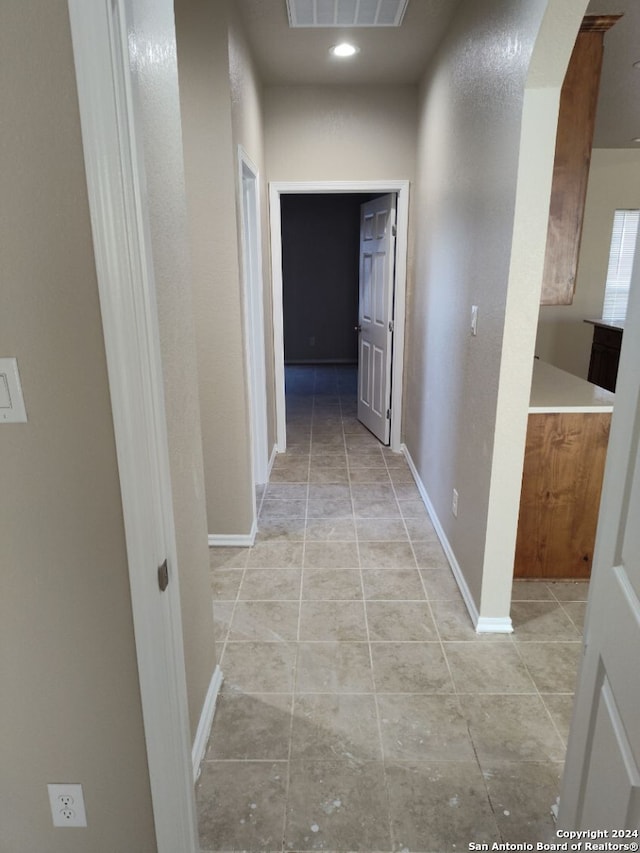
{"left": 587, "top": 323, "right": 623, "bottom": 392}
{"left": 514, "top": 411, "right": 611, "bottom": 579}
{"left": 540, "top": 15, "right": 620, "bottom": 306}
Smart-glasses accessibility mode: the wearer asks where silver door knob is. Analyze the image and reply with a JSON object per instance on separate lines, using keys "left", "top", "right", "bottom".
{"left": 354, "top": 325, "right": 362, "bottom": 332}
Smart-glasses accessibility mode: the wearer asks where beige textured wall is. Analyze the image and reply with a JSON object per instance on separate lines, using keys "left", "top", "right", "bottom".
{"left": 405, "top": 0, "right": 565, "bottom": 612}
{"left": 129, "top": 0, "right": 217, "bottom": 740}
{"left": 228, "top": 5, "right": 277, "bottom": 454}
{"left": 481, "top": 0, "right": 589, "bottom": 620}
{"left": 536, "top": 148, "right": 640, "bottom": 378}
{"left": 264, "top": 85, "right": 418, "bottom": 182}
{"left": 175, "top": 0, "right": 255, "bottom": 537}
{"left": 0, "top": 2, "right": 155, "bottom": 849}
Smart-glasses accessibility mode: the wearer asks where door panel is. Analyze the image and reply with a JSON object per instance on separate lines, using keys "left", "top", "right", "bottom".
{"left": 360, "top": 340, "right": 372, "bottom": 407}
{"left": 362, "top": 254, "right": 372, "bottom": 322}
{"left": 374, "top": 253, "right": 386, "bottom": 325}
{"left": 373, "top": 346, "right": 384, "bottom": 418}
{"left": 558, "top": 259, "right": 640, "bottom": 830}
{"left": 580, "top": 672, "right": 640, "bottom": 828}
{"left": 357, "top": 195, "right": 396, "bottom": 444}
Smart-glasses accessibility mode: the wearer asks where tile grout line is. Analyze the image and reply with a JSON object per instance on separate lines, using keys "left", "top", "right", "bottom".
{"left": 384, "top": 447, "right": 462, "bottom": 697}
{"left": 555, "top": 598, "right": 586, "bottom": 635}
{"left": 280, "top": 375, "right": 314, "bottom": 853}
{"left": 198, "top": 688, "right": 557, "bottom": 697}
{"left": 352, "top": 423, "right": 399, "bottom": 850}
{"left": 215, "top": 597, "right": 483, "bottom": 605}
{"left": 381, "top": 445, "right": 500, "bottom": 838}
{"left": 510, "top": 635, "right": 573, "bottom": 751}
{"left": 216, "top": 553, "right": 249, "bottom": 671}
{"left": 210, "top": 637, "right": 517, "bottom": 646}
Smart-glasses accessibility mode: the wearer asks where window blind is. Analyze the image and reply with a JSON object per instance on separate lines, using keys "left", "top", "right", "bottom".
{"left": 602, "top": 209, "right": 640, "bottom": 323}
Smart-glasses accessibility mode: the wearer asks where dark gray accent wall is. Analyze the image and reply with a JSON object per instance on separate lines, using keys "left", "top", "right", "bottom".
{"left": 282, "top": 194, "right": 375, "bottom": 363}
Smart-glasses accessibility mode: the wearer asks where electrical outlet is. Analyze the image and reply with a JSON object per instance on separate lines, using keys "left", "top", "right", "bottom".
{"left": 47, "top": 784, "right": 87, "bottom": 828}
{"left": 452, "top": 488, "right": 459, "bottom": 518}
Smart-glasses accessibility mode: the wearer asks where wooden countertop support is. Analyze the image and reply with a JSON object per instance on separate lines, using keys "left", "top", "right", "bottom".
{"left": 514, "top": 411, "right": 611, "bottom": 579}
{"left": 515, "top": 359, "right": 614, "bottom": 579}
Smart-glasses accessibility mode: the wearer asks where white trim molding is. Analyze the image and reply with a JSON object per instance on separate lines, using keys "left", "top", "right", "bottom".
{"left": 192, "top": 665, "right": 223, "bottom": 782}
{"left": 67, "top": 0, "right": 199, "bottom": 848}
{"left": 401, "top": 445, "right": 514, "bottom": 634}
{"left": 208, "top": 519, "right": 258, "bottom": 548}
{"left": 476, "top": 616, "right": 514, "bottom": 634}
{"left": 268, "top": 444, "right": 278, "bottom": 478}
{"left": 269, "top": 180, "right": 410, "bottom": 453}
{"left": 238, "top": 146, "right": 269, "bottom": 487}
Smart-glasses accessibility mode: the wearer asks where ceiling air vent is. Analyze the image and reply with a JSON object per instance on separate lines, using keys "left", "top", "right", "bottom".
{"left": 286, "top": 0, "right": 409, "bottom": 28}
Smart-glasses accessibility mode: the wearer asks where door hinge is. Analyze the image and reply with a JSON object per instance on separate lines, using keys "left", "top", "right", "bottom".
{"left": 388, "top": 320, "right": 394, "bottom": 332}
{"left": 392, "top": 224, "right": 397, "bottom": 237}
{"left": 386, "top": 408, "right": 391, "bottom": 420}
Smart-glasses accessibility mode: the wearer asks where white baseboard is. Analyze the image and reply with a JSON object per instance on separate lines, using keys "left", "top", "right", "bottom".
{"left": 401, "top": 444, "right": 513, "bottom": 634}
{"left": 192, "top": 664, "right": 223, "bottom": 782}
{"left": 476, "top": 616, "right": 514, "bottom": 634}
{"left": 268, "top": 444, "right": 277, "bottom": 478}
{"left": 208, "top": 518, "right": 257, "bottom": 548}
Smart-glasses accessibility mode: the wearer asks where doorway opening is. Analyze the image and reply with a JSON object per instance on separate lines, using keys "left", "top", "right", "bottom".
{"left": 280, "top": 192, "right": 397, "bottom": 445}
{"left": 281, "top": 193, "right": 369, "bottom": 367}
{"left": 269, "top": 180, "right": 410, "bottom": 454}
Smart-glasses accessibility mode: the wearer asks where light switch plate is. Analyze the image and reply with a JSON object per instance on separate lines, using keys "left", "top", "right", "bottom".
{"left": 0, "top": 358, "right": 27, "bottom": 423}
{"left": 471, "top": 305, "right": 479, "bottom": 336}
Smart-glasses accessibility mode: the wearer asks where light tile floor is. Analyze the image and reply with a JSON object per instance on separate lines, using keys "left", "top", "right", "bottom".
{"left": 198, "top": 365, "right": 587, "bottom": 853}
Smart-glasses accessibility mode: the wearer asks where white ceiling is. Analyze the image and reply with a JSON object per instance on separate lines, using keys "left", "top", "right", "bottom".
{"left": 236, "top": 0, "right": 640, "bottom": 148}
{"left": 236, "top": 0, "right": 463, "bottom": 85}
{"left": 587, "top": 0, "right": 640, "bottom": 148}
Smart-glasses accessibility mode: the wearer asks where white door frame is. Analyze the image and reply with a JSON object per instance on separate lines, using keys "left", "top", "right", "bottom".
{"left": 238, "top": 147, "right": 269, "bottom": 485}
{"left": 269, "top": 180, "right": 410, "bottom": 452}
{"left": 67, "top": 1, "right": 198, "bottom": 849}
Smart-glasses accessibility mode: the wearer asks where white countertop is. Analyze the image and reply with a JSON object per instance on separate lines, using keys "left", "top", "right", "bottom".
{"left": 529, "top": 360, "right": 615, "bottom": 413}
{"left": 584, "top": 318, "right": 625, "bottom": 332}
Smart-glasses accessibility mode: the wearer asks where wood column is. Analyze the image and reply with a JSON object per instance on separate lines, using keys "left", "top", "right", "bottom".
{"left": 540, "top": 15, "right": 621, "bottom": 306}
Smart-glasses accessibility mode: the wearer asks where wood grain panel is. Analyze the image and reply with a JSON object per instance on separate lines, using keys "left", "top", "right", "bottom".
{"left": 514, "top": 412, "right": 611, "bottom": 579}
{"left": 540, "top": 15, "right": 620, "bottom": 306}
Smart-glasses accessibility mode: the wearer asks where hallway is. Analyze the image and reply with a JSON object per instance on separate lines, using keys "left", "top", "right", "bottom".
{"left": 199, "top": 366, "right": 584, "bottom": 852}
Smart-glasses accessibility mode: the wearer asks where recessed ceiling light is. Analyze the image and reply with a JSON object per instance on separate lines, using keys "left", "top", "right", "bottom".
{"left": 330, "top": 42, "right": 359, "bottom": 58}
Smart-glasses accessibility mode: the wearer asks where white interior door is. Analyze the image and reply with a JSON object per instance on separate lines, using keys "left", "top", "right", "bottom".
{"left": 239, "top": 148, "right": 269, "bottom": 486}
{"left": 558, "top": 263, "right": 640, "bottom": 829}
{"left": 357, "top": 194, "right": 396, "bottom": 444}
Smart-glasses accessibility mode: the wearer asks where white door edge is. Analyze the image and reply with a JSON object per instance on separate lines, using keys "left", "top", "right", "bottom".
{"left": 269, "top": 180, "right": 409, "bottom": 453}
{"left": 238, "top": 145, "right": 269, "bottom": 486}
{"left": 357, "top": 193, "right": 397, "bottom": 444}
{"left": 557, "top": 195, "right": 640, "bottom": 828}
{"left": 67, "top": 1, "right": 198, "bottom": 849}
